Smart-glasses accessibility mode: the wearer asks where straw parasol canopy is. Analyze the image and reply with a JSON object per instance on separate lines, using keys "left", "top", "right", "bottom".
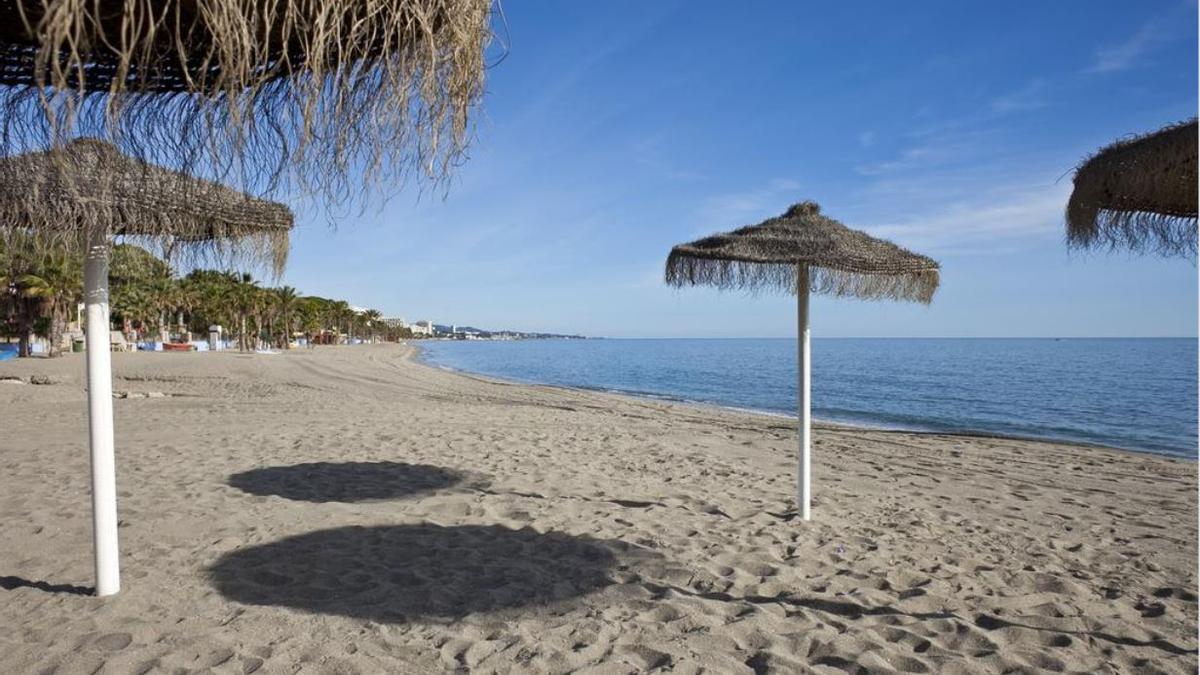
{"left": 665, "top": 201, "right": 940, "bottom": 303}
{"left": 665, "top": 200, "right": 939, "bottom": 521}
{"left": 0, "top": 138, "right": 293, "bottom": 274}
{"left": 1066, "top": 119, "right": 1198, "bottom": 258}
{"left": 0, "top": 0, "right": 493, "bottom": 206}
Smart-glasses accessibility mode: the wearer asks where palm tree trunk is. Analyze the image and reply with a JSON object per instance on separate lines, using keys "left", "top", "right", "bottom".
{"left": 17, "top": 299, "right": 33, "bottom": 357}
{"left": 48, "top": 304, "right": 63, "bottom": 357}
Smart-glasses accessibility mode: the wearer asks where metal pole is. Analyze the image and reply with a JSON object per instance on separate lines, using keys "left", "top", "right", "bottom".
{"left": 84, "top": 227, "right": 120, "bottom": 596}
{"left": 797, "top": 264, "right": 811, "bottom": 520}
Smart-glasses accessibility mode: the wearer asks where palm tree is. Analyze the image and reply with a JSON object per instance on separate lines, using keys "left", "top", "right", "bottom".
{"left": 274, "top": 286, "right": 300, "bottom": 349}
{"left": 231, "top": 274, "right": 260, "bottom": 352}
{"left": 112, "top": 283, "right": 155, "bottom": 345}
{"left": 0, "top": 237, "right": 21, "bottom": 352}
{"left": 1, "top": 233, "right": 38, "bottom": 356}
{"left": 329, "top": 300, "right": 352, "bottom": 344}
{"left": 186, "top": 273, "right": 223, "bottom": 337}
{"left": 296, "top": 297, "right": 323, "bottom": 346}
{"left": 174, "top": 276, "right": 200, "bottom": 339}
{"left": 147, "top": 274, "right": 176, "bottom": 343}
{"left": 15, "top": 250, "right": 82, "bottom": 357}
{"left": 184, "top": 270, "right": 237, "bottom": 335}
{"left": 362, "top": 309, "right": 382, "bottom": 343}
{"left": 256, "top": 286, "right": 275, "bottom": 349}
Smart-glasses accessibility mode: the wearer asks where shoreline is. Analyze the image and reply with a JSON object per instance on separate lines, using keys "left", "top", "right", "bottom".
{"left": 409, "top": 341, "right": 1197, "bottom": 463}
{"left": 3, "top": 343, "right": 1193, "bottom": 464}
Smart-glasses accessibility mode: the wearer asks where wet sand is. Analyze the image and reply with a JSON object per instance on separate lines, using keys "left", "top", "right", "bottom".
{"left": 0, "top": 343, "right": 1195, "bottom": 673}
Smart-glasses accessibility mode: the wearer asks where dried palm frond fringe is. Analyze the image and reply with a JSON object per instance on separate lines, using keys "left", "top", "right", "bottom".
{"left": 0, "top": 138, "right": 293, "bottom": 275}
{"left": 665, "top": 255, "right": 940, "bottom": 304}
{"left": 1067, "top": 119, "right": 1198, "bottom": 258}
{"left": 665, "top": 201, "right": 940, "bottom": 304}
{"left": 0, "top": 0, "right": 492, "bottom": 208}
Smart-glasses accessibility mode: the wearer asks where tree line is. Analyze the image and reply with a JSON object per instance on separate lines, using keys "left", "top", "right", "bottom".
{"left": 2, "top": 237, "right": 408, "bottom": 357}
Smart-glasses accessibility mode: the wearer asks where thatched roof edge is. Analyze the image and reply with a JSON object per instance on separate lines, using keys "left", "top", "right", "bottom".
{"left": 0, "top": 139, "right": 293, "bottom": 275}
{"left": 665, "top": 253, "right": 939, "bottom": 304}
{"left": 1066, "top": 119, "right": 1198, "bottom": 258}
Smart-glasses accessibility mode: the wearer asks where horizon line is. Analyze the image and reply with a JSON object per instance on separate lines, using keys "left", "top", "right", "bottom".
{"left": 575, "top": 335, "right": 1200, "bottom": 340}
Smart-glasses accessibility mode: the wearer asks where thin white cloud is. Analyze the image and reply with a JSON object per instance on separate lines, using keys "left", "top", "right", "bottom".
{"left": 860, "top": 181, "right": 1071, "bottom": 255}
{"left": 990, "top": 79, "right": 1047, "bottom": 114}
{"left": 1088, "top": 21, "right": 1161, "bottom": 73}
{"left": 856, "top": 146, "right": 934, "bottom": 176}
{"left": 694, "top": 178, "right": 802, "bottom": 232}
{"left": 630, "top": 137, "right": 707, "bottom": 182}
{"left": 855, "top": 130, "right": 991, "bottom": 177}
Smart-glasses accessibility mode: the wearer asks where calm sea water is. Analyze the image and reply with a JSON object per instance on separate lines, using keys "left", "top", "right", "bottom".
{"left": 417, "top": 338, "right": 1198, "bottom": 459}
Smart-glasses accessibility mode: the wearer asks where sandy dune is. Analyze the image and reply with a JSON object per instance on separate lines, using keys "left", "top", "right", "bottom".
{"left": 0, "top": 344, "right": 1195, "bottom": 673}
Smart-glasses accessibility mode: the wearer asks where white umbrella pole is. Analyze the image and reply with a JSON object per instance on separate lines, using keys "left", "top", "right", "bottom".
{"left": 796, "top": 264, "right": 811, "bottom": 520}
{"left": 84, "top": 227, "right": 120, "bottom": 596}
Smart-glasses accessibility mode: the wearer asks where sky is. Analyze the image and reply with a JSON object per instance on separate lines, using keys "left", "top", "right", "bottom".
{"left": 280, "top": 1, "right": 1197, "bottom": 338}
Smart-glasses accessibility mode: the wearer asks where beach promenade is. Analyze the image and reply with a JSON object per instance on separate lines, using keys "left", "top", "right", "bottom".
{"left": 0, "top": 344, "right": 1194, "bottom": 673}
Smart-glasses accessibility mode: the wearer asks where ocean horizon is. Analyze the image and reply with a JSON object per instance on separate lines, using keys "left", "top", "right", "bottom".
{"left": 417, "top": 337, "right": 1199, "bottom": 459}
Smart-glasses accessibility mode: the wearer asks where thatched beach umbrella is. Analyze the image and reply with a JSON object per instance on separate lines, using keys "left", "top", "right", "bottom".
{"left": 1067, "top": 119, "right": 1198, "bottom": 258}
{"left": 666, "top": 201, "right": 939, "bottom": 520}
{"left": 0, "top": 138, "right": 293, "bottom": 596}
{"left": 0, "top": 0, "right": 492, "bottom": 204}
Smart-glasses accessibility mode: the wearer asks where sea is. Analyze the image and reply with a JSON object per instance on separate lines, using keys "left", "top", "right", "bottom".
{"left": 417, "top": 338, "right": 1198, "bottom": 459}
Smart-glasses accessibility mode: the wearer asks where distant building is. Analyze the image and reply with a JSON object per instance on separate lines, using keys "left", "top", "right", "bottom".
{"left": 411, "top": 320, "right": 434, "bottom": 336}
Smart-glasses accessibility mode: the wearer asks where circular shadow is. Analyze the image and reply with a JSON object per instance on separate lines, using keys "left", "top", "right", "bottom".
{"left": 228, "top": 461, "right": 463, "bottom": 502}
{"left": 209, "top": 525, "right": 639, "bottom": 621}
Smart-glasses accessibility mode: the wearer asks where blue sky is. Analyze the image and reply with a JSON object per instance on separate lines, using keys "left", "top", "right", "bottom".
{"left": 282, "top": 1, "right": 1197, "bottom": 338}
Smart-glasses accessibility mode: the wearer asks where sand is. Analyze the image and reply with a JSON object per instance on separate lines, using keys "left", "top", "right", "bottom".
{"left": 0, "top": 343, "right": 1195, "bottom": 674}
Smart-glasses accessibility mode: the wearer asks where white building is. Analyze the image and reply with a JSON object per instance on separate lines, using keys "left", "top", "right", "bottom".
{"left": 411, "top": 320, "right": 434, "bottom": 336}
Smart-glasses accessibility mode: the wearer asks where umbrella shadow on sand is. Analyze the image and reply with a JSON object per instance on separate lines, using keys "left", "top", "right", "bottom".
{"left": 208, "top": 524, "right": 654, "bottom": 622}
{"left": 227, "top": 461, "right": 471, "bottom": 503}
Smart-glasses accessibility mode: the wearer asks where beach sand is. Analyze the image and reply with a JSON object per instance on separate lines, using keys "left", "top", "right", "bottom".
{"left": 0, "top": 343, "right": 1195, "bottom": 673}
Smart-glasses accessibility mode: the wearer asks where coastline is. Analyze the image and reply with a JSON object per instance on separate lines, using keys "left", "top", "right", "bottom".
{"left": 0, "top": 343, "right": 1195, "bottom": 673}
{"left": 411, "top": 341, "right": 1196, "bottom": 463}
